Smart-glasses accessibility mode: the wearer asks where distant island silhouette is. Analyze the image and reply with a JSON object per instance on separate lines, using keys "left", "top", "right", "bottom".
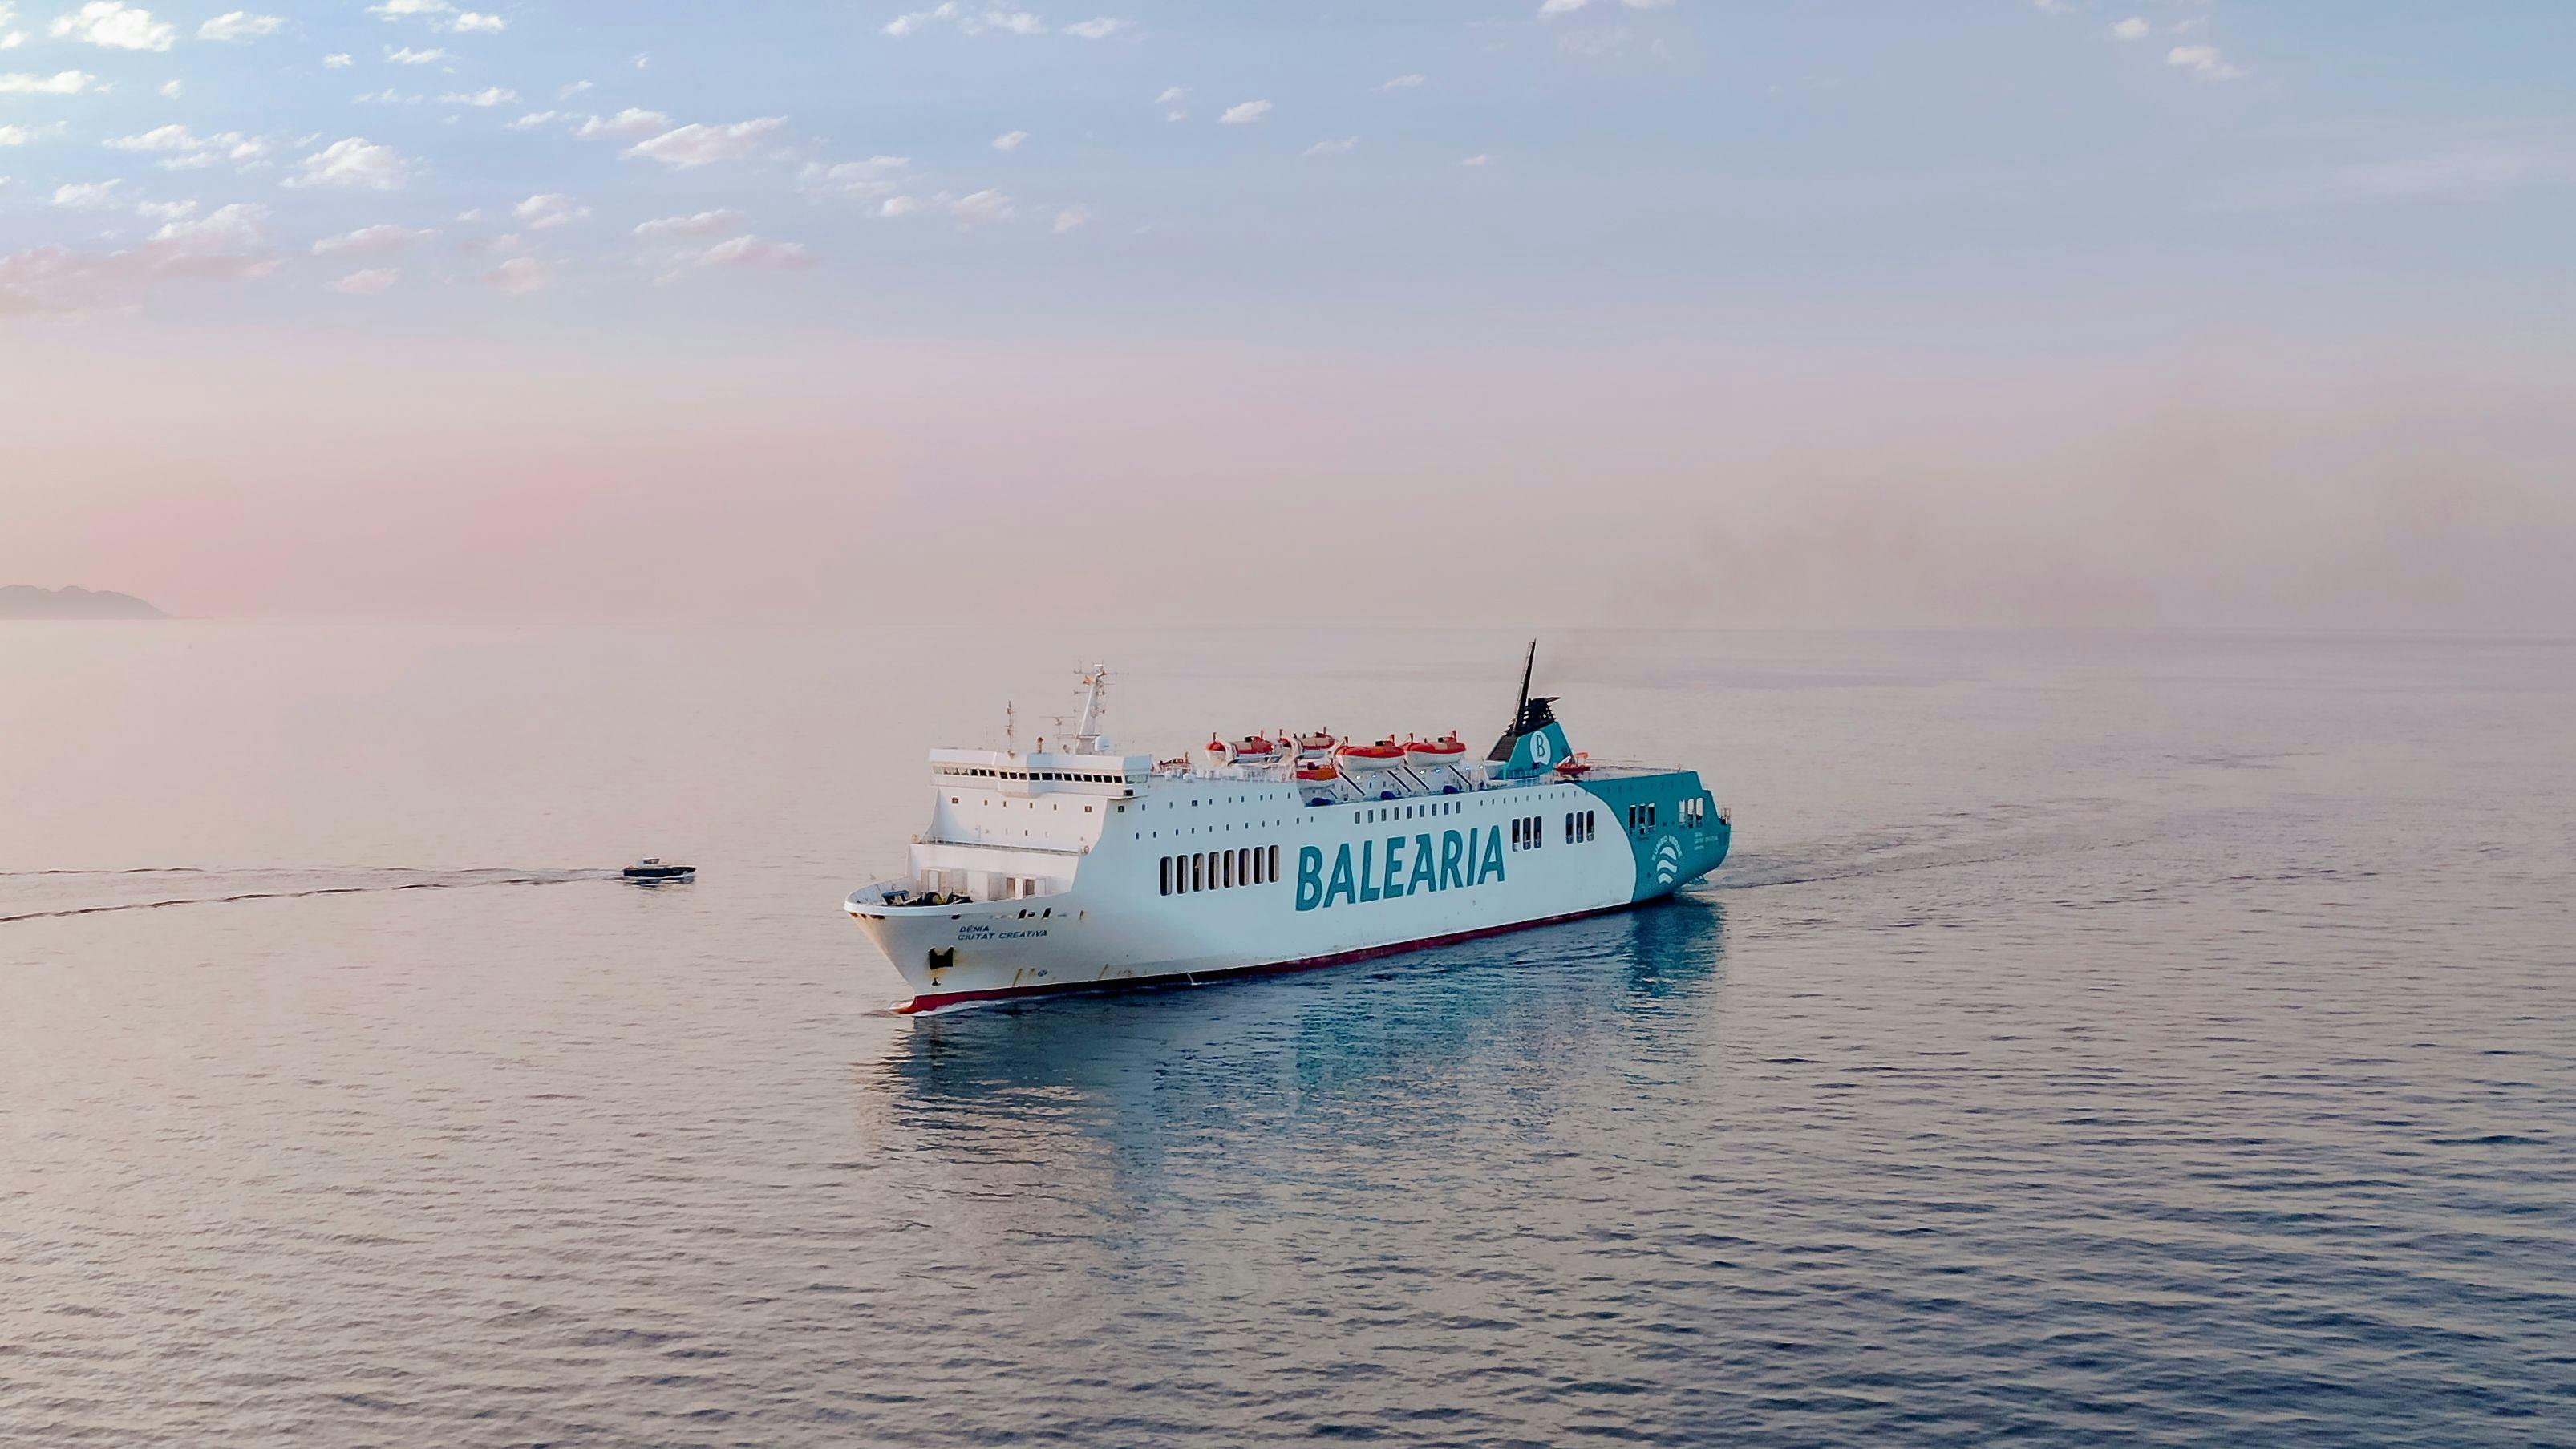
{"left": 0, "top": 586, "right": 168, "bottom": 619}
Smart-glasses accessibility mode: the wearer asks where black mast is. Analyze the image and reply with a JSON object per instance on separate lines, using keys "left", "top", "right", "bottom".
{"left": 1489, "top": 640, "right": 1540, "bottom": 762}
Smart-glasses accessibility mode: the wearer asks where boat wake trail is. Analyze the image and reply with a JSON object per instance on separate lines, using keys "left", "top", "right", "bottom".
{"left": 0, "top": 868, "right": 618, "bottom": 925}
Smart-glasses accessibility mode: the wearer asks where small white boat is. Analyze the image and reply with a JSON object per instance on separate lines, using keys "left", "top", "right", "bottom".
{"left": 622, "top": 857, "right": 696, "bottom": 883}
{"left": 1404, "top": 733, "right": 1469, "bottom": 770}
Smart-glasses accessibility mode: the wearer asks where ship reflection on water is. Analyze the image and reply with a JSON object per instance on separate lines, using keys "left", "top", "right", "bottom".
{"left": 856, "top": 892, "right": 1731, "bottom": 1146}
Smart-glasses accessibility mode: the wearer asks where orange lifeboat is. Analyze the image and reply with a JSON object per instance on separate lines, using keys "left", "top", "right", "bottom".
{"left": 1295, "top": 731, "right": 1338, "bottom": 760}
{"left": 1336, "top": 739, "right": 1406, "bottom": 773}
{"left": 1294, "top": 761, "right": 1339, "bottom": 783}
{"left": 1232, "top": 735, "right": 1280, "bottom": 765}
{"left": 1404, "top": 733, "right": 1468, "bottom": 769}
{"left": 1553, "top": 751, "right": 1593, "bottom": 777}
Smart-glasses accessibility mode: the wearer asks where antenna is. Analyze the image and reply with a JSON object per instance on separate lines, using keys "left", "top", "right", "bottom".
{"left": 1005, "top": 700, "right": 1018, "bottom": 755}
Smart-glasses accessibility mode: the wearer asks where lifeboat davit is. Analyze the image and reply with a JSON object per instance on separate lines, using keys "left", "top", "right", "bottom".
{"left": 1295, "top": 731, "right": 1337, "bottom": 760}
{"left": 1336, "top": 739, "right": 1406, "bottom": 772}
{"left": 1404, "top": 733, "right": 1468, "bottom": 770}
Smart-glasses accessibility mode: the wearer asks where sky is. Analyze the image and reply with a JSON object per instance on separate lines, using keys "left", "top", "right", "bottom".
{"left": 2, "top": 0, "right": 2572, "bottom": 626}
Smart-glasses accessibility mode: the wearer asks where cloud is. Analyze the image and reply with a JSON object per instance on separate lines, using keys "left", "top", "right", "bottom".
{"left": 572, "top": 107, "right": 668, "bottom": 140}
{"left": 132, "top": 196, "right": 192, "bottom": 221}
{"left": 328, "top": 266, "right": 397, "bottom": 293}
{"left": 1062, "top": 16, "right": 1127, "bottom": 38}
{"left": 633, "top": 208, "right": 743, "bottom": 240}
{"left": 991, "top": 128, "right": 1028, "bottom": 152}
{"left": 478, "top": 255, "right": 547, "bottom": 293}
{"left": 558, "top": 79, "right": 591, "bottom": 99}
{"left": 51, "top": 2, "right": 172, "bottom": 50}
{"left": 105, "top": 122, "right": 196, "bottom": 151}
{"left": 507, "top": 110, "right": 561, "bottom": 128}
{"left": 883, "top": 2, "right": 1048, "bottom": 38}
{"left": 1460, "top": 152, "right": 1491, "bottom": 166}
{"left": 286, "top": 136, "right": 410, "bottom": 189}
{"left": 1302, "top": 136, "right": 1357, "bottom": 157}
{"left": 1051, "top": 204, "right": 1088, "bottom": 232}
{"left": 0, "top": 70, "right": 97, "bottom": 94}
{"left": 386, "top": 44, "right": 447, "bottom": 63}
{"left": 1377, "top": 73, "right": 1425, "bottom": 92}
{"left": 197, "top": 10, "right": 282, "bottom": 42}
{"left": 1154, "top": 84, "right": 1186, "bottom": 121}
{"left": 322, "top": 51, "right": 351, "bottom": 67}
{"left": 447, "top": 10, "right": 503, "bottom": 33}
{"left": 311, "top": 221, "right": 429, "bottom": 256}
{"left": 1219, "top": 99, "right": 1270, "bottom": 125}
{"left": 687, "top": 234, "right": 814, "bottom": 272}
{"left": 440, "top": 87, "right": 515, "bottom": 106}
{"left": 0, "top": 123, "right": 37, "bottom": 144}
{"left": 51, "top": 178, "right": 123, "bottom": 208}
{"left": 622, "top": 116, "right": 785, "bottom": 168}
{"left": 1536, "top": 0, "right": 1585, "bottom": 16}
{"left": 157, "top": 78, "right": 179, "bottom": 95}
{"left": 513, "top": 192, "right": 589, "bottom": 229}
{"left": 950, "top": 188, "right": 1011, "bottom": 224}
{"left": 368, "top": 0, "right": 449, "bottom": 16}
{"left": 801, "top": 155, "right": 911, "bottom": 198}
{"left": 1, "top": 200, "right": 276, "bottom": 315}
{"left": 2166, "top": 44, "right": 2246, "bottom": 80}
{"left": 877, "top": 195, "right": 917, "bottom": 217}
{"left": 2109, "top": 17, "right": 2149, "bottom": 41}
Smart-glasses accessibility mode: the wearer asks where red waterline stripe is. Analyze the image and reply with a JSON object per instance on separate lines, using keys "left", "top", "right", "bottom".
{"left": 894, "top": 897, "right": 1654, "bottom": 1014}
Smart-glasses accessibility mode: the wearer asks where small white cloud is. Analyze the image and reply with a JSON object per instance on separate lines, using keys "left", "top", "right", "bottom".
{"left": 1154, "top": 84, "right": 1186, "bottom": 121}
{"left": 633, "top": 208, "right": 743, "bottom": 240}
{"left": 0, "top": 69, "right": 96, "bottom": 94}
{"left": 1219, "top": 99, "right": 1270, "bottom": 125}
{"left": 446, "top": 10, "right": 503, "bottom": 33}
{"left": 558, "top": 79, "right": 592, "bottom": 99}
{"left": 1302, "top": 136, "right": 1357, "bottom": 157}
{"left": 950, "top": 188, "right": 1011, "bottom": 224}
{"left": 991, "top": 128, "right": 1028, "bottom": 152}
{"left": 623, "top": 116, "right": 785, "bottom": 168}
{"left": 386, "top": 44, "right": 447, "bottom": 63}
{"left": 287, "top": 136, "right": 410, "bottom": 189}
{"left": 2109, "top": 17, "right": 2149, "bottom": 41}
{"left": 2166, "top": 43, "right": 2246, "bottom": 80}
{"left": 1062, "top": 16, "right": 1127, "bottom": 38}
{"left": 52, "top": 179, "right": 123, "bottom": 208}
{"left": 479, "top": 254, "right": 548, "bottom": 293}
{"left": 1051, "top": 204, "right": 1088, "bottom": 232}
{"left": 132, "top": 196, "right": 194, "bottom": 221}
{"left": 2030, "top": 0, "right": 2072, "bottom": 12}
{"left": 149, "top": 200, "right": 265, "bottom": 247}
{"left": 513, "top": 192, "right": 589, "bottom": 229}
{"left": 322, "top": 52, "right": 352, "bottom": 67}
{"left": 105, "top": 122, "right": 197, "bottom": 151}
{"left": 1536, "top": 0, "right": 1585, "bottom": 17}
{"left": 802, "top": 155, "right": 911, "bottom": 198}
{"left": 1376, "top": 74, "right": 1425, "bottom": 93}
{"left": 0, "top": 123, "right": 34, "bottom": 144}
{"left": 690, "top": 233, "right": 813, "bottom": 271}
{"left": 877, "top": 194, "right": 917, "bottom": 217}
{"left": 1460, "top": 152, "right": 1491, "bottom": 166}
{"left": 1619, "top": 0, "right": 1671, "bottom": 7}
{"left": 197, "top": 10, "right": 282, "bottom": 42}
{"left": 312, "top": 221, "right": 429, "bottom": 255}
{"left": 572, "top": 107, "right": 668, "bottom": 140}
{"left": 507, "top": 111, "right": 561, "bottom": 129}
{"left": 158, "top": 78, "right": 180, "bottom": 95}
{"left": 51, "top": 2, "right": 173, "bottom": 51}
{"left": 631, "top": 51, "right": 647, "bottom": 68}
{"left": 369, "top": 0, "right": 451, "bottom": 17}
{"left": 441, "top": 87, "right": 515, "bottom": 107}
{"left": 885, "top": 3, "right": 1050, "bottom": 38}
{"left": 329, "top": 266, "right": 398, "bottom": 293}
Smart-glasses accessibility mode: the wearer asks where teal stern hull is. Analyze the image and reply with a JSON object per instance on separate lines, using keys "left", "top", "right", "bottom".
{"left": 1574, "top": 771, "right": 1732, "bottom": 903}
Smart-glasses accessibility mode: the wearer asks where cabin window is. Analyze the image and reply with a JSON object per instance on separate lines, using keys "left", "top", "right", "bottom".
{"left": 1268, "top": 844, "right": 1280, "bottom": 881}
{"left": 1160, "top": 857, "right": 1172, "bottom": 895}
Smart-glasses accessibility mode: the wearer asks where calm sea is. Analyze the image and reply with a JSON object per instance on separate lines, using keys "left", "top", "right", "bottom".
{"left": 2, "top": 625, "right": 2570, "bottom": 1447}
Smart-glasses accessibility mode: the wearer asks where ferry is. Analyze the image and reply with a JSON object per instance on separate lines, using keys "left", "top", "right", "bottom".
{"left": 845, "top": 646, "right": 1732, "bottom": 1013}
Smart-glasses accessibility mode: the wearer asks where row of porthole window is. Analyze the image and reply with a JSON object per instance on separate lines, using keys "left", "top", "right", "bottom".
{"left": 1627, "top": 803, "right": 1658, "bottom": 831}
{"left": 1565, "top": 810, "right": 1597, "bottom": 843}
{"left": 938, "top": 766, "right": 1128, "bottom": 784}
{"left": 1509, "top": 815, "right": 1548, "bottom": 850}
{"left": 1355, "top": 800, "right": 1462, "bottom": 825}
{"left": 1160, "top": 845, "right": 1283, "bottom": 896}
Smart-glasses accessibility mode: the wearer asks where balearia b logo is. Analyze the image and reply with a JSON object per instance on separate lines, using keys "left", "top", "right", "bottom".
{"left": 1653, "top": 834, "right": 1681, "bottom": 886}
{"left": 1528, "top": 732, "right": 1552, "bottom": 767}
{"left": 1296, "top": 828, "right": 1505, "bottom": 912}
